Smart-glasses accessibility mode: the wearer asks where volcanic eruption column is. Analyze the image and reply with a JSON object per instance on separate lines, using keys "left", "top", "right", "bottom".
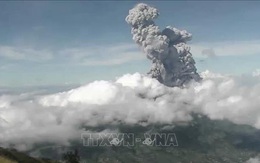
{"left": 126, "top": 3, "right": 201, "bottom": 87}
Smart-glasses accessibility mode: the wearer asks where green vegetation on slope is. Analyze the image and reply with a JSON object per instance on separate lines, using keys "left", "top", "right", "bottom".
{"left": 0, "top": 147, "right": 58, "bottom": 163}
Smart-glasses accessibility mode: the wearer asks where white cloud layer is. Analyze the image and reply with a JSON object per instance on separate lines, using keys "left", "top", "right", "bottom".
{"left": 246, "top": 157, "right": 260, "bottom": 163}
{"left": 0, "top": 71, "right": 260, "bottom": 150}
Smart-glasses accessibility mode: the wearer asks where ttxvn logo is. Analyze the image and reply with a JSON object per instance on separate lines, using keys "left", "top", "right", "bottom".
{"left": 81, "top": 133, "right": 178, "bottom": 147}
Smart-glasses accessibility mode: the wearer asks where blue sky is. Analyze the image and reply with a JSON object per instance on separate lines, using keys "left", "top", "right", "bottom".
{"left": 0, "top": 1, "right": 260, "bottom": 87}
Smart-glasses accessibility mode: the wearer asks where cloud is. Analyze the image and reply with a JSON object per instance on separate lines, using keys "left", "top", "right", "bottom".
{"left": 0, "top": 43, "right": 144, "bottom": 66}
{"left": 253, "top": 69, "right": 260, "bottom": 77}
{"left": 191, "top": 40, "right": 260, "bottom": 57}
{"left": 2, "top": 39, "right": 260, "bottom": 66}
{"left": 59, "top": 43, "right": 144, "bottom": 66}
{"left": 0, "top": 45, "right": 53, "bottom": 61}
{"left": 79, "top": 51, "right": 144, "bottom": 66}
{"left": 246, "top": 157, "right": 260, "bottom": 163}
{"left": 201, "top": 48, "right": 216, "bottom": 58}
{"left": 0, "top": 71, "right": 260, "bottom": 150}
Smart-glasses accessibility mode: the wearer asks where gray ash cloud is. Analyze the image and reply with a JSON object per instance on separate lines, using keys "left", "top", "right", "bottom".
{"left": 125, "top": 3, "right": 201, "bottom": 87}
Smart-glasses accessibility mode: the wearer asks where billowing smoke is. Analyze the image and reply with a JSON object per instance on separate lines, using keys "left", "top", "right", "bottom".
{"left": 125, "top": 3, "right": 201, "bottom": 87}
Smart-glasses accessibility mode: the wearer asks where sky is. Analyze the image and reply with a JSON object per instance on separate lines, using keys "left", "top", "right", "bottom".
{"left": 0, "top": 1, "right": 260, "bottom": 87}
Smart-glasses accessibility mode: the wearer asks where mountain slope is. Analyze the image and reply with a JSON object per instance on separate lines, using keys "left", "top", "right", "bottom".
{"left": 29, "top": 115, "right": 260, "bottom": 163}
{"left": 0, "top": 147, "right": 58, "bottom": 163}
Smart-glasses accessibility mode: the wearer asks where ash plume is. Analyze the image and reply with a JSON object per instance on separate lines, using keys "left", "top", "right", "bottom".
{"left": 125, "top": 3, "right": 201, "bottom": 87}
